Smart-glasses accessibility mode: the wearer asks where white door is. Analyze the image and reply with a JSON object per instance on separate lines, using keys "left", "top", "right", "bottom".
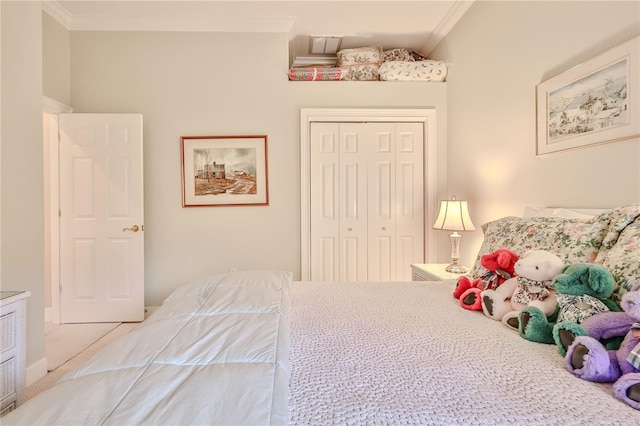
{"left": 310, "top": 123, "right": 339, "bottom": 281}
{"left": 339, "top": 124, "right": 369, "bottom": 281}
{"left": 389, "top": 123, "right": 424, "bottom": 281}
{"left": 310, "top": 122, "right": 424, "bottom": 282}
{"left": 59, "top": 114, "right": 144, "bottom": 323}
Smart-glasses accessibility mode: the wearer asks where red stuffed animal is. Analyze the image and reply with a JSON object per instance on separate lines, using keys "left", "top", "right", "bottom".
{"left": 453, "top": 248, "right": 519, "bottom": 310}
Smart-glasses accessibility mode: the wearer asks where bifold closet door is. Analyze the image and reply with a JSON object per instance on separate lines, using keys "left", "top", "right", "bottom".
{"left": 390, "top": 123, "right": 424, "bottom": 281}
{"left": 365, "top": 123, "right": 424, "bottom": 281}
{"left": 310, "top": 123, "right": 340, "bottom": 281}
{"left": 339, "top": 124, "right": 370, "bottom": 281}
{"left": 310, "top": 122, "right": 424, "bottom": 282}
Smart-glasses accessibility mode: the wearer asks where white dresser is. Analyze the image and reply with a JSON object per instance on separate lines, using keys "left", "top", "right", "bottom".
{"left": 1, "top": 291, "right": 30, "bottom": 416}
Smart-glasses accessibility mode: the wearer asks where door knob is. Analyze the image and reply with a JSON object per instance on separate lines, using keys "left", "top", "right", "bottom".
{"left": 123, "top": 225, "right": 139, "bottom": 232}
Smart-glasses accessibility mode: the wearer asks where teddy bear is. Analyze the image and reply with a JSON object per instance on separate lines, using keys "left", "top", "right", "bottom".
{"left": 564, "top": 288, "right": 640, "bottom": 410}
{"left": 517, "top": 263, "right": 620, "bottom": 346}
{"left": 481, "top": 249, "right": 564, "bottom": 330}
{"left": 453, "top": 248, "right": 519, "bottom": 310}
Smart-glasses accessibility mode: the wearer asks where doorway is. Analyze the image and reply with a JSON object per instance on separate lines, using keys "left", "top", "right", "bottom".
{"left": 43, "top": 98, "right": 145, "bottom": 323}
{"left": 43, "top": 97, "right": 72, "bottom": 324}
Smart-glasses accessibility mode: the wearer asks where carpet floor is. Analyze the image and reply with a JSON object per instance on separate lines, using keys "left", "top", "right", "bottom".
{"left": 45, "top": 322, "right": 121, "bottom": 371}
{"left": 26, "top": 322, "right": 139, "bottom": 401}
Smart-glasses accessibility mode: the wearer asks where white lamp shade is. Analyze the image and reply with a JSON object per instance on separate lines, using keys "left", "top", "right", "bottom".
{"left": 432, "top": 199, "right": 476, "bottom": 231}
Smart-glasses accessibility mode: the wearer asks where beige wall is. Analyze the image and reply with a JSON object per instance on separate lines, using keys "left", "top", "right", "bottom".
{"left": 431, "top": 0, "right": 640, "bottom": 267}
{"left": 1, "top": 1, "right": 45, "bottom": 368}
{"left": 23, "top": 0, "right": 640, "bottom": 375}
{"left": 68, "top": 30, "right": 448, "bottom": 305}
{"left": 42, "top": 11, "right": 70, "bottom": 105}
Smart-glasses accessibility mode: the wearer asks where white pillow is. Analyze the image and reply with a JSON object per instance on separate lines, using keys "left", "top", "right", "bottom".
{"left": 522, "top": 206, "right": 603, "bottom": 220}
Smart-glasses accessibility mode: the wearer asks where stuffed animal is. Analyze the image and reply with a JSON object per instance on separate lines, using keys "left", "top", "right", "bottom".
{"left": 564, "top": 288, "right": 640, "bottom": 410}
{"left": 453, "top": 248, "right": 519, "bottom": 310}
{"left": 481, "top": 250, "right": 564, "bottom": 330}
{"left": 517, "top": 263, "right": 620, "bottom": 346}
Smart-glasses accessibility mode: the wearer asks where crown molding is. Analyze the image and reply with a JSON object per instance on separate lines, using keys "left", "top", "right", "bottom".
{"left": 42, "top": 1, "right": 296, "bottom": 33}
{"left": 70, "top": 15, "right": 296, "bottom": 32}
{"left": 420, "top": 0, "right": 475, "bottom": 55}
{"left": 43, "top": 1, "right": 72, "bottom": 29}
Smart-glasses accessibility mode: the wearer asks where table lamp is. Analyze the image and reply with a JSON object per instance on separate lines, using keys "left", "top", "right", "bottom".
{"left": 432, "top": 196, "right": 475, "bottom": 273}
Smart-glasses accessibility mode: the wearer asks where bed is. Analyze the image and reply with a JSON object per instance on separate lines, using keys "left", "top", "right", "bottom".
{"left": 4, "top": 204, "right": 640, "bottom": 425}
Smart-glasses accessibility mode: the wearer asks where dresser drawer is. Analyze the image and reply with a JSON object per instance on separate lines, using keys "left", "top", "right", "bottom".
{"left": 1, "top": 312, "right": 16, "bottom": 353}
{"left": 0, "top": 291, "right": 30, "bottom": 415}
{"left": 1, "top": 358, "right": 16, "bottom": 402}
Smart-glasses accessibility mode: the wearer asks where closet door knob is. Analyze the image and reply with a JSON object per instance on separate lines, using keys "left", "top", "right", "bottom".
{"left": 347, "top": 227, "right": 353, "bottom": 231}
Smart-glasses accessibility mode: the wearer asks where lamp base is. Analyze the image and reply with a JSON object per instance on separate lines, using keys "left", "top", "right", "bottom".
{"left": 445, "top": 263, "right": 469, "bottom": 274}
{"left": 445, "top": 231, "right": 468, "bottom": 273}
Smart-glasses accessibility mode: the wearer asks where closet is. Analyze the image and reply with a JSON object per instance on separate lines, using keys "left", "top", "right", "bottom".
{"left": 309, "top": 122, "right": 424, "bottom": 281}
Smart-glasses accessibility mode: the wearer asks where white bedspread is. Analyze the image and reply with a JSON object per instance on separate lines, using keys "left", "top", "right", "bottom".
{"left": 288, "top": 280, "right": 637, "bottom": 425}
{"left": 7, "top": 273, "right": 637, "bottom": 425}
{"left": 4, "top": 270, "right": 291, "bottom": 426}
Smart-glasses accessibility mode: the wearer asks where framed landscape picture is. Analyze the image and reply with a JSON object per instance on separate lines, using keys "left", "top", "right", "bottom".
{"left": 536, "top": 35, "right": 639, "bottom": 155}
{"left": 181, "top": 135, "right": 269, "bottom": 207}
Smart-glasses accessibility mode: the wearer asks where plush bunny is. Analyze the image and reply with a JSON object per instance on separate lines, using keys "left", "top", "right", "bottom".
{"left": 517, "top": 263, "right": 620, "bottom": 345}
{"left": 453, "top": 248, "right": 518, "bottom": 310}
{"left": 564, "top": 289, "right": 640, "bottom": 410}
{"left": 481, "top": 250, "right": 564, "bottom": 330}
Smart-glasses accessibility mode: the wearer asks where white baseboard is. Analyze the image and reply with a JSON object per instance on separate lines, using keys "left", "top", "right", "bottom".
{"left": 26, "top": 357, "right": 48, "bottom": 387}
{"left": 145, "top": 306, "right": 160, "bottom": 318}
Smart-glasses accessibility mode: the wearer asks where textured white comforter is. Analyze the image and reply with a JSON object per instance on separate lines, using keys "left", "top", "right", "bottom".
{"left": 4, "top": 270, "right": 291, "bottom": 426}
{"left": 7, "top": 273, "right": 637, "bottom": 425}
{"left": 288, "top": 280, "right": 637, "bottom": 425}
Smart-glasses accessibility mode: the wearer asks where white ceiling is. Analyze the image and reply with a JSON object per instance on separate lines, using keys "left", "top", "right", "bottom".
{"left": 44, "top": 1, "right": 474, "bottom": 58}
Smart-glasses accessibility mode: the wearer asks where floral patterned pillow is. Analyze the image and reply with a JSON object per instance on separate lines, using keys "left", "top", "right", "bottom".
{"left": 470, "top": 215, "right": 612, "bottom": 279}
{"left": 603, "top": 216, "right": 640, "bottom": 302}
{"left": 594, "top": 203, "right": 640, "bottom": 263}
{"left": 471, "top": 204, "right": 640, "bottom": 286}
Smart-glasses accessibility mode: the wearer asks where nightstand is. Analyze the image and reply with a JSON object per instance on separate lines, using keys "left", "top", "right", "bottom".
{"left": 411, "top": 263, "right": 468, "bottom": 281}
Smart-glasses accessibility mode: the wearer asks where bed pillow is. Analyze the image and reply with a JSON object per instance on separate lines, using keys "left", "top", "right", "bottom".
{"left": 471, "top": 204, "right": 640, "bottom": 280}
{"left": 593, "top": 203, "right": 640, "bottom": 263}
{"left": 521, "top": 206, "right": 602, "bottom": 219}
{"left": 602, "top": 215, "right": 640, "bottom": 302}
{"left": 470, "top": 215, "right": 612, "bottom": 278}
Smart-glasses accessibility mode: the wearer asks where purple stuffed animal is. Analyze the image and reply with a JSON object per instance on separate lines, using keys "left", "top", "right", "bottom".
{"left": 565, "top": 288, "right": 640, "bottom": 410}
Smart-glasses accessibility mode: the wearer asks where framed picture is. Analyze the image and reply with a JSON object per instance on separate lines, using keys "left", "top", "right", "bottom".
{"left": 181, "top": 135, "right": 269, "bottom": 207}
{"left": 536, "top": 35, "right": 639, "bottom": 155}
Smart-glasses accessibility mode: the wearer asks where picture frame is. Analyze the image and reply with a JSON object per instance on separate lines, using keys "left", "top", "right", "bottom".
{"left": 536, "top": 35, "right": 639, "bottom": 155}
{"left": 181, "top": 135, "right": 269, "bottom": 207}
